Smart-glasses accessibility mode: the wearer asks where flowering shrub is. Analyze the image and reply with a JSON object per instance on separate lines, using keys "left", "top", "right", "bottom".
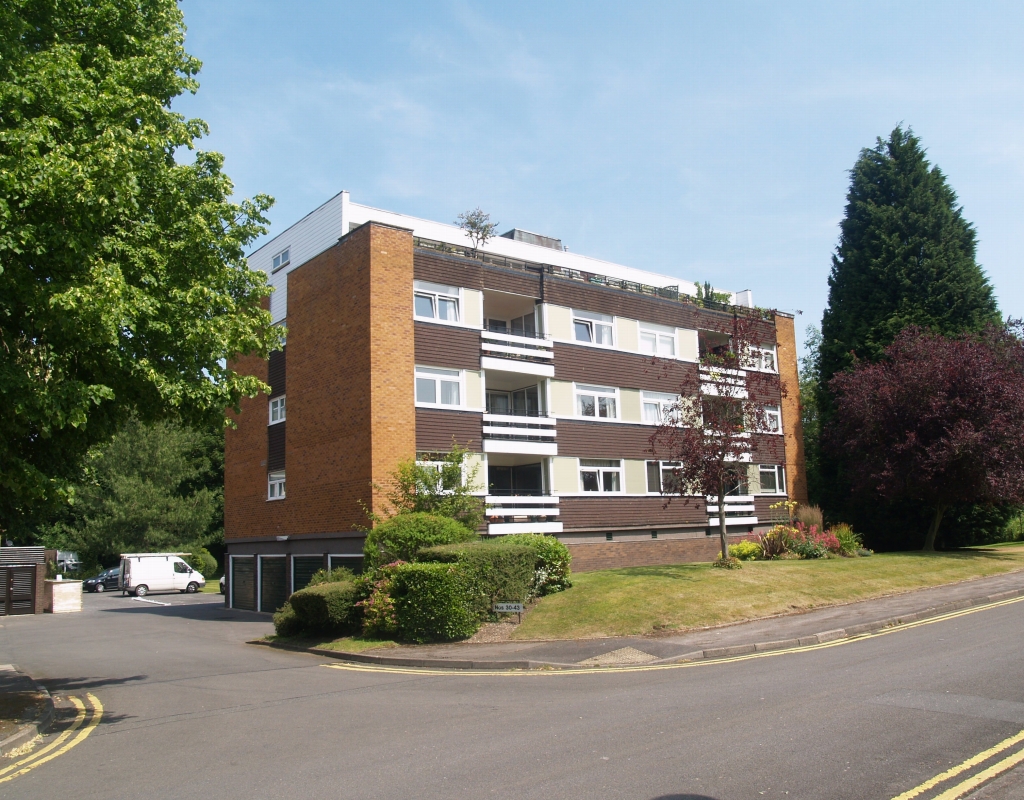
{"left": 790, "top": 523, "right": 841, "bottom": 559}
{"left": 729, "top": 540, "right": 763, "bottom": 561}
{"left": 829, "top": 523, "right": 863, "bottom": 556}
{"left": 758, "top": 525, "right": 792, "bottom": 559}
{"left": 712, "top": 556, "right": 742, "bottom": 569}
{"left": 357, "top": 561, "right": 404, "bottom": 637}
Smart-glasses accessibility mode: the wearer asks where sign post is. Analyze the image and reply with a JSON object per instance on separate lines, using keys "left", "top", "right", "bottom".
{"left": 493, "top": 601, "right": 525, "bottom": 624}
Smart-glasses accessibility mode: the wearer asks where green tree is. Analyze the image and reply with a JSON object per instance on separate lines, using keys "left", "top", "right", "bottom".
{"left": 799, "top": 325, "right": 824, "bottom": 506}
{"left": 0, "top": 1, "right": 281, "bottom": 539}
{"left": 38, "top": 418, "right": 223, "bottom": 570}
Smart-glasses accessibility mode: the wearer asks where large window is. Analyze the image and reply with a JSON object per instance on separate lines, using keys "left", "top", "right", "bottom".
{"left": 269, "top": 396, "right": 286, "bottom": 425}
{"left": 579, "top": 459, "right": 622, "bottom": 492}
{"left": 415, "top": 366, "right": 462, "bottom": 407}
{"left": 414, "top": 280, "right": 460, "bottom": 323}
{"left": 573, "top": 310, "right": 613, "bottom": 346}
{"left": 701, "top": 396, "right": 744, "bottom": 431}
{"left": 759, "top": 464, "right": 786, "bottom": 494}
{"left": 639, "top": 322, "right": 676, "bottom": 357}
{"left": 576, "top": 384, "right": 618, "bottom": 419}
{"left": 642, "top": 391, "right": 679, "bottom": 424}
{"left": 268, "top": 471, "right": 286, "bottom": 500}
{"left": 646, "top": 460, "right": 684, "bottom": 494}
{"left": 723, "top": 468, "right": 749, "bottom": 496}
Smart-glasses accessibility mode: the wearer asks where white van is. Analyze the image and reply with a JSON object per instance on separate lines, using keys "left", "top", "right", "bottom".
{"left": 119, "top": 553, "right": 206, "bottom": 597}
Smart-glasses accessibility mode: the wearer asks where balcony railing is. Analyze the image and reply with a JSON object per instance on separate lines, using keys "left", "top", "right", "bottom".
{"left": 480, "top": 330, "right": 555, "bottom": 377}
{"left": 705, "top": 495, "right": 758, "bottom": 526}
{"left": 486, "top": 494, "right": 562, "bottom": 535}
{"left": 481, "top": 413, "right": 557, "bottom": 455}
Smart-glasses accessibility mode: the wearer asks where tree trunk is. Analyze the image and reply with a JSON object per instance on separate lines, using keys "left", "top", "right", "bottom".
{"left": 923, "top": 505, "right": 947, "bottom": 551}
{"left": 719, "top": 488, "right": 728, "bottom": 560}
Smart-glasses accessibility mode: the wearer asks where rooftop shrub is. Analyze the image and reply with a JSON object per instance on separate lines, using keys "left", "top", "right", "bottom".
{"left": 363, "top": 512, "right": 477, "bottom": 569}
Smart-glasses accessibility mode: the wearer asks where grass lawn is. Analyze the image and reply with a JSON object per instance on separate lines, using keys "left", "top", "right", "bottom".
{"left": 514, "top": 547, "right": 1024, "bottom": 641}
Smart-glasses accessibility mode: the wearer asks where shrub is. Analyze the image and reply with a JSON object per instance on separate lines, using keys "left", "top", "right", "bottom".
{"left": 830, "top": 523, "right": 863, "bottom": 556}
{"left": 794, "top": 504, "right": 824, "bottom": 528}
{"left": 308, "top": 566, "right": 354, "bottom": 586}
{"left": 420, "top": 542, "right": 534, "bottom": 620}
{"left": 357, "top": 561, "right": 403, "bottom": 638}
{"left": 363, "top": 513, "right": 477, "bottom": 568}
{"left": 273, "top": 601, "right": 303, "bottom": 636}
{"left": 712, "top": 556, "right": 742, "bottom": 569}
{"left": 729, "top": 540, "right": 763, "bottom": 561}
{"left": 391, "top": 562, "right": 478, "bottom": 643}
{"left": 186, "top": 548, "right": 217, "bottom": 577}
{"left": 758, "top": 526, "right": 791, "bottom": 559}
{"left": 498, "top": 533, "right": 573, "bottom": 595}
{"left": 288, "top": 580, "right": 363, "bottom": 635}
{"left": 790, "top": 523, "right": 840, "bottom": 559}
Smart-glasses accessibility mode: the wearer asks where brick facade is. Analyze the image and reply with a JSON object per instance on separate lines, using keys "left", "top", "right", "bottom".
{"left": 567, "top": 533, "right": 754, "bottom": 572}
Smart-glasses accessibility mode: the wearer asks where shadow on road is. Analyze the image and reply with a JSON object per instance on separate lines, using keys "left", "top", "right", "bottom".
{"left": 42, "top": 674, "right": 147, "bottom": 692}
{"left": 97, "top": 601, "right": 264, "bottom": 623}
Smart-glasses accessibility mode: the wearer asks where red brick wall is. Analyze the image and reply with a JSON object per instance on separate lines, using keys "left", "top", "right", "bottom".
{"left": 567, "top": 533, "right": 753, "bottom": 572}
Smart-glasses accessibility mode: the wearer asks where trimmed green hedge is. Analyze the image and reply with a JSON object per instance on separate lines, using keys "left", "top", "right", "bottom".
{"left": 272, "top": 601, "right": 303, "bottom": 636}
{"left": 391, "top": 562, "right": 478, "bottom": 643}
{"left": 363, "top": 512, "right": 477, "bottom": 568}
{"left": 287, "top": 580, "right": 363, "bottom": 635}
{"left": 419, "top": 542, "right": 534, "bottom": 620}
{"left": 497, "top": 533, "right": 573, "bottom": 594}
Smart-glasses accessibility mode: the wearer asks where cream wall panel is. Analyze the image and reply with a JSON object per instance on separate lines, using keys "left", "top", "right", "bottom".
{"left": 678, "top": 329, "right": 699, "bottom": 362}
{"left": 465, "top": 370, "right": 484, "bottom": 410}
{"left": 747, "top": 463, "right": 762, "bottom": 495}
{"left": 552, "top": 457, "right": 579, "bottom": 494}
{"left": 615, "top": 317, "right": 639, "bottom": 352}
{"left": 466, "top": 453, "right": 487, "bottom": 493}
{"left": 462, "top": 289, "right": 483, "bottom": 328}
{"left": 549, "top": 380, "right": 575, "bottom": 416}
{"left": 624, "top": 459, "right": 648, "bottom": 494}
{"left": 545, "top": 304, "right": 573, "bottom": 341}
{"left": 620, "top": 388, "right": 642, "bottom": 422}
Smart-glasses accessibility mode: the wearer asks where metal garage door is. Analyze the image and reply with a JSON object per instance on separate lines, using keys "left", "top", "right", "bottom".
{"left": 292, "top": 556, "right": 324, "bottom": 593}
{"left": 330, "top": 555, "right": 364, "bottom": 574}
{"left": 259, "top": 557, "right": 287, "bottom": 613}
{"left": 0, "top": 567, "right": 36, "bottom": 615}
{"left": 231, "top": 557, "right": 255, "bottom": 611}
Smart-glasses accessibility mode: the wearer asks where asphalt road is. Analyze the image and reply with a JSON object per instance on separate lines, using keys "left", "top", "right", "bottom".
{"left": 1, "top": 590, "right": 1023, "bottom": 799}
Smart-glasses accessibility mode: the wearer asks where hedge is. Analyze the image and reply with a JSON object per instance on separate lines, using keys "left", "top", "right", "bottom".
{"left": 391, "top": 562, "right": 478, "bottom": 643}
{"left": 363, "top": 512, "right": 477, "bottom": 568}
{"left": 287, "top": 580, "right": 363, "bottom": 635}
{"left": 495, "top": 533, "right": 572, "bottom": 594}
{"left": 419, "top": 542, "right": 534, "bottom": 620}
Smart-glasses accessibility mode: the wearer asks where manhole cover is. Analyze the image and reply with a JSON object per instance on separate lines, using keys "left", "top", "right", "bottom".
{"left": 577, "top": 647, "right": 658, "bottom": 666}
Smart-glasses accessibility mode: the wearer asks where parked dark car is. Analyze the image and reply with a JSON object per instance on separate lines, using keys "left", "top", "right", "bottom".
{"left": 83, "top": 568, "right": 120, "bottom": 593}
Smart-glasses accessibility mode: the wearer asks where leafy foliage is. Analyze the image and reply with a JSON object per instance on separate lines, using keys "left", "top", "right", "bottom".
{"left": 728, "top": 540, "right": 763, "bottom": 561}
{"left": 357, "top": 561, "right": 403, "bottom": 638}
{"left": 287, "top": 580, "right": 363, "bottom": 635}
{"left": 390, "top": 562, "right": 478, "bottom": 643}
{"left": 498, "top": 533, "right": 573, "bottom": 595}
{"left": 186, "top": 547, "right": 217, "bottom": 577}
{"left": 307, "top": 567, "right": 354, "bottom": 587}
{"left": 830, "top": 524, "right": 863, "bottom": 556}
{"left": 0, "top": 0, "right": 282, "bottom": 536}
{"left": 272, "top": 601, "right": 302, "bottom": 637}
{"left": 757, "top": 526, "right": 791, "bottom": 559}
{"left": 419, "top": 542, "right": 535, "bottom": 620}
{"left": 362, "top": 512, "right": 477, "bottom": 569}
{"left": 455, "top": 208, "right": 498, "bottom": 250}
{"left": 694, "top": 281, "right": 731, "bottom": 308}
{"left": 826, "top": 324, "right": 1024, "bottom": 549}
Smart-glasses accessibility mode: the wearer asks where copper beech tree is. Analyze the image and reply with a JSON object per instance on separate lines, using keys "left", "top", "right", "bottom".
{"left": 650, "top": 312, "right": 787, "bottom": 561}
{"left": 826, "top": 324, "right": 1024, "bottom": 551}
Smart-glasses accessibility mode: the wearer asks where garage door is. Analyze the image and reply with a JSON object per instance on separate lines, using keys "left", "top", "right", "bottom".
{"left": 0, "top": 567, "right": 36, "bottom": 616}
{"left": 259, "top": 557, "right": 288, "bottom": 613}
{"left": 292, "top": 556, "right": 324, "bottom": 593}
{"left": 330, "top": 555, "right": 364, "bottom": 574}
{"left": 231, "top": 557, "right": 255, "bottom": 611}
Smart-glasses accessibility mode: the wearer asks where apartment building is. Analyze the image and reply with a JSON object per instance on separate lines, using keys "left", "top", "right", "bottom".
{"left": 223, "top": 191, "right": 807, "bottom": 612}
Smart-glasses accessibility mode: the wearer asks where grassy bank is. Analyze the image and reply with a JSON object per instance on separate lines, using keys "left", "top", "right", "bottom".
{"left": 514, "top": 547, "right": 1024, "bottom": 640}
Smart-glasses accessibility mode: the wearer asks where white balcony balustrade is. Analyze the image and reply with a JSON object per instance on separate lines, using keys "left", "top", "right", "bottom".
{"left": 705, "top": 495, "right": 758, "bottom": 527}
{"left": 480, "top": 330, "right": 555, "bottom": 377}
{"left": 486, "top": 495, "right": 562, "bottom": 535}
{"left": 482, "top": 413, "right": 557, "bottom": 455}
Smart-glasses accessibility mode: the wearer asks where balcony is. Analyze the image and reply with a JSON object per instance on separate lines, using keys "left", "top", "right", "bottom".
{"left": 480, "top": 330, "right": 554, "bottom": 377}
{"left": 486, "top": 494, "right": 562, "bottom": 535}
{"left": 705, "top": 495, "right": 758, "bottom": 527}
{"left": 482, "top": 412, "right": 557, "bottom": 456}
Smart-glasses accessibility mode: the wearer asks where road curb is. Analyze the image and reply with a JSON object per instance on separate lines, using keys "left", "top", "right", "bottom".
{"left": 250, "top": 586, "right": 1024, "bottom": 672}
{"left": 0, "top": 669, "right": 54, "bottom": 756}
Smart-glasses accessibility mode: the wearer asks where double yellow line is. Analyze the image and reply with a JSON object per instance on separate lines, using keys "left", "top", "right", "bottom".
{"left": 0, "top": 693, "right": 104, "bottom": 785}
{"left": 893, "top": 727, "right": 1024, "bottom": 799}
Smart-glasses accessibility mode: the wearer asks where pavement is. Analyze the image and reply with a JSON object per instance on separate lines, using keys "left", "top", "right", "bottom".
{"left": 265, "top": 569, "right": 1024, "bottom": 669}
{"left": 0, "top": 666, "right": 52, "bottom": 755}
{"left": 2, "top": 583, "right": 1024, "bottom": 798}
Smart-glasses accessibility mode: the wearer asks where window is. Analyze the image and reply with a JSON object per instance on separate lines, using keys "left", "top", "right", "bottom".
{"left": 701, "top": 396, "right": 744, "bottom": 431}
{"left": 764, "top": 405, "right": 781, "bottom": 433}
{"left": 272, "top": 248, "right": 290, "bottom": 271}
{"left": 268, "top": 471, "right": 286, "bottom": 500}
{"left": 639, "top": 322, "right": 676, "bottom": 357}
{"left": 415, "top": 366, "right": 462, "bottom": 407}
{"left": 572, "top": 310, "right": 613, "bottom": 346}
{"left": 576, "top": 384, "right": 617, "bottom": 419}
{"left": 269, "top": 396, "right": 286, "bottom": 424}
{"left": 579, "top": 459, "right": 622, "bottom": 493}
{"left": 759, "top": 464, "right": 786, "bottom": 495}
{"left": 642, "top": 391, "right": 679, "bottom": 424}
{"left": 415, "top": 453, "right": 466, "bottom": 492}
{"left": 744, "top": 345, "right": 778, "bottom": 372}
{"left": 173, "top": 561, "right": 191, "bottom": 574}
{"left": 646, "top": 461, "right": 684, "bottom": 494}
{"left": 723, "top": 468, "right": 749, "bottom": 496}
{"left": 414, "top": 280, "right": 460, "bottom": 323}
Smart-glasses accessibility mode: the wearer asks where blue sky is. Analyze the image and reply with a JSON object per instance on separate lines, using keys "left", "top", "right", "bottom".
{"left": 176, "top": 1, "right": 1024, "bottom": 356}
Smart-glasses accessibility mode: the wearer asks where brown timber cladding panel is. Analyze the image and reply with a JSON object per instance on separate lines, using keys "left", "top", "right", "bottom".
{"left": 559, "top": 496, "right": 707, "bottom": 530}
{"left": 267, "top": 423, "right": 285, "bottom": 471}
{"left": 268, "top": 348, "right": 286, "bottom": 397}
{"left": 414, "top": 322, "right": 480, "bottom": 370}
{"left": 567, "top": 534, "right": 752, "bottom": 572}
{"left": 414, "top": 251, "right": 541, "bottom": 298}
{"left": 416, "top": 408, "right": 482, "bottom": 452}
{"left": 553, "top": 343, "right": 697, "bottom": 392}
{"left": 558, "top": 419, "right": 656, "bottom": 459}
{"left": 754, "top": 495, "right": 788, "bottom": 521}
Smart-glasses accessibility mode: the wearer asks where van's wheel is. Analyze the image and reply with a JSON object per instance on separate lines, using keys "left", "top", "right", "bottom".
{"left": 186, "top": 582, "right": 199, "bottom": 593}
{"left": 134, "top": 585, "right": 148, "bottom": 597}
{"left": 95, "top": 583, "right": 105, "bottom": 593}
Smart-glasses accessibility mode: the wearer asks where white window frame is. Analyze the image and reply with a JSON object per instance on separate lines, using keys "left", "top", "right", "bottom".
{"left": 415, "top": 452, "right": 468, "bottom": 493}
{"left": 272, "top": 248, "right": 290, "bottom": 272}
{"left": 639, "top": 322, "right": 677, "bottom": 357}
{"left": 642, "top": 391, "right": 679, "bottom": 425}
{"left": 415, "top": 366, "right": 465, "bottom": 409}
{"left": 646, "top": 460, "right": 684, "bottom": 494}
{"left": 575, "top": 383, "right": 618, "bottom": 420}
{"left": 743, "top": 345, "right": 778, "bottom": 372}
{"left": 269, "top": 396, "right": 286, "bottom": 425}
{"left": 414, "top": 280, "right": 462, "bottom": 324}
{"left": 572, "top": 309, "right": 614, "bottom": 347}
{"left": 758, "top": 464, "right": 786, "bottom": 495}
{"left": 268, "top": 471, "right": 286, "bottom": 500}
{"left": 579, "top": 459, "right": 623, "bottom": 493}
{"left": 764, "top": 405, "right": 782, "bottom": 434}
